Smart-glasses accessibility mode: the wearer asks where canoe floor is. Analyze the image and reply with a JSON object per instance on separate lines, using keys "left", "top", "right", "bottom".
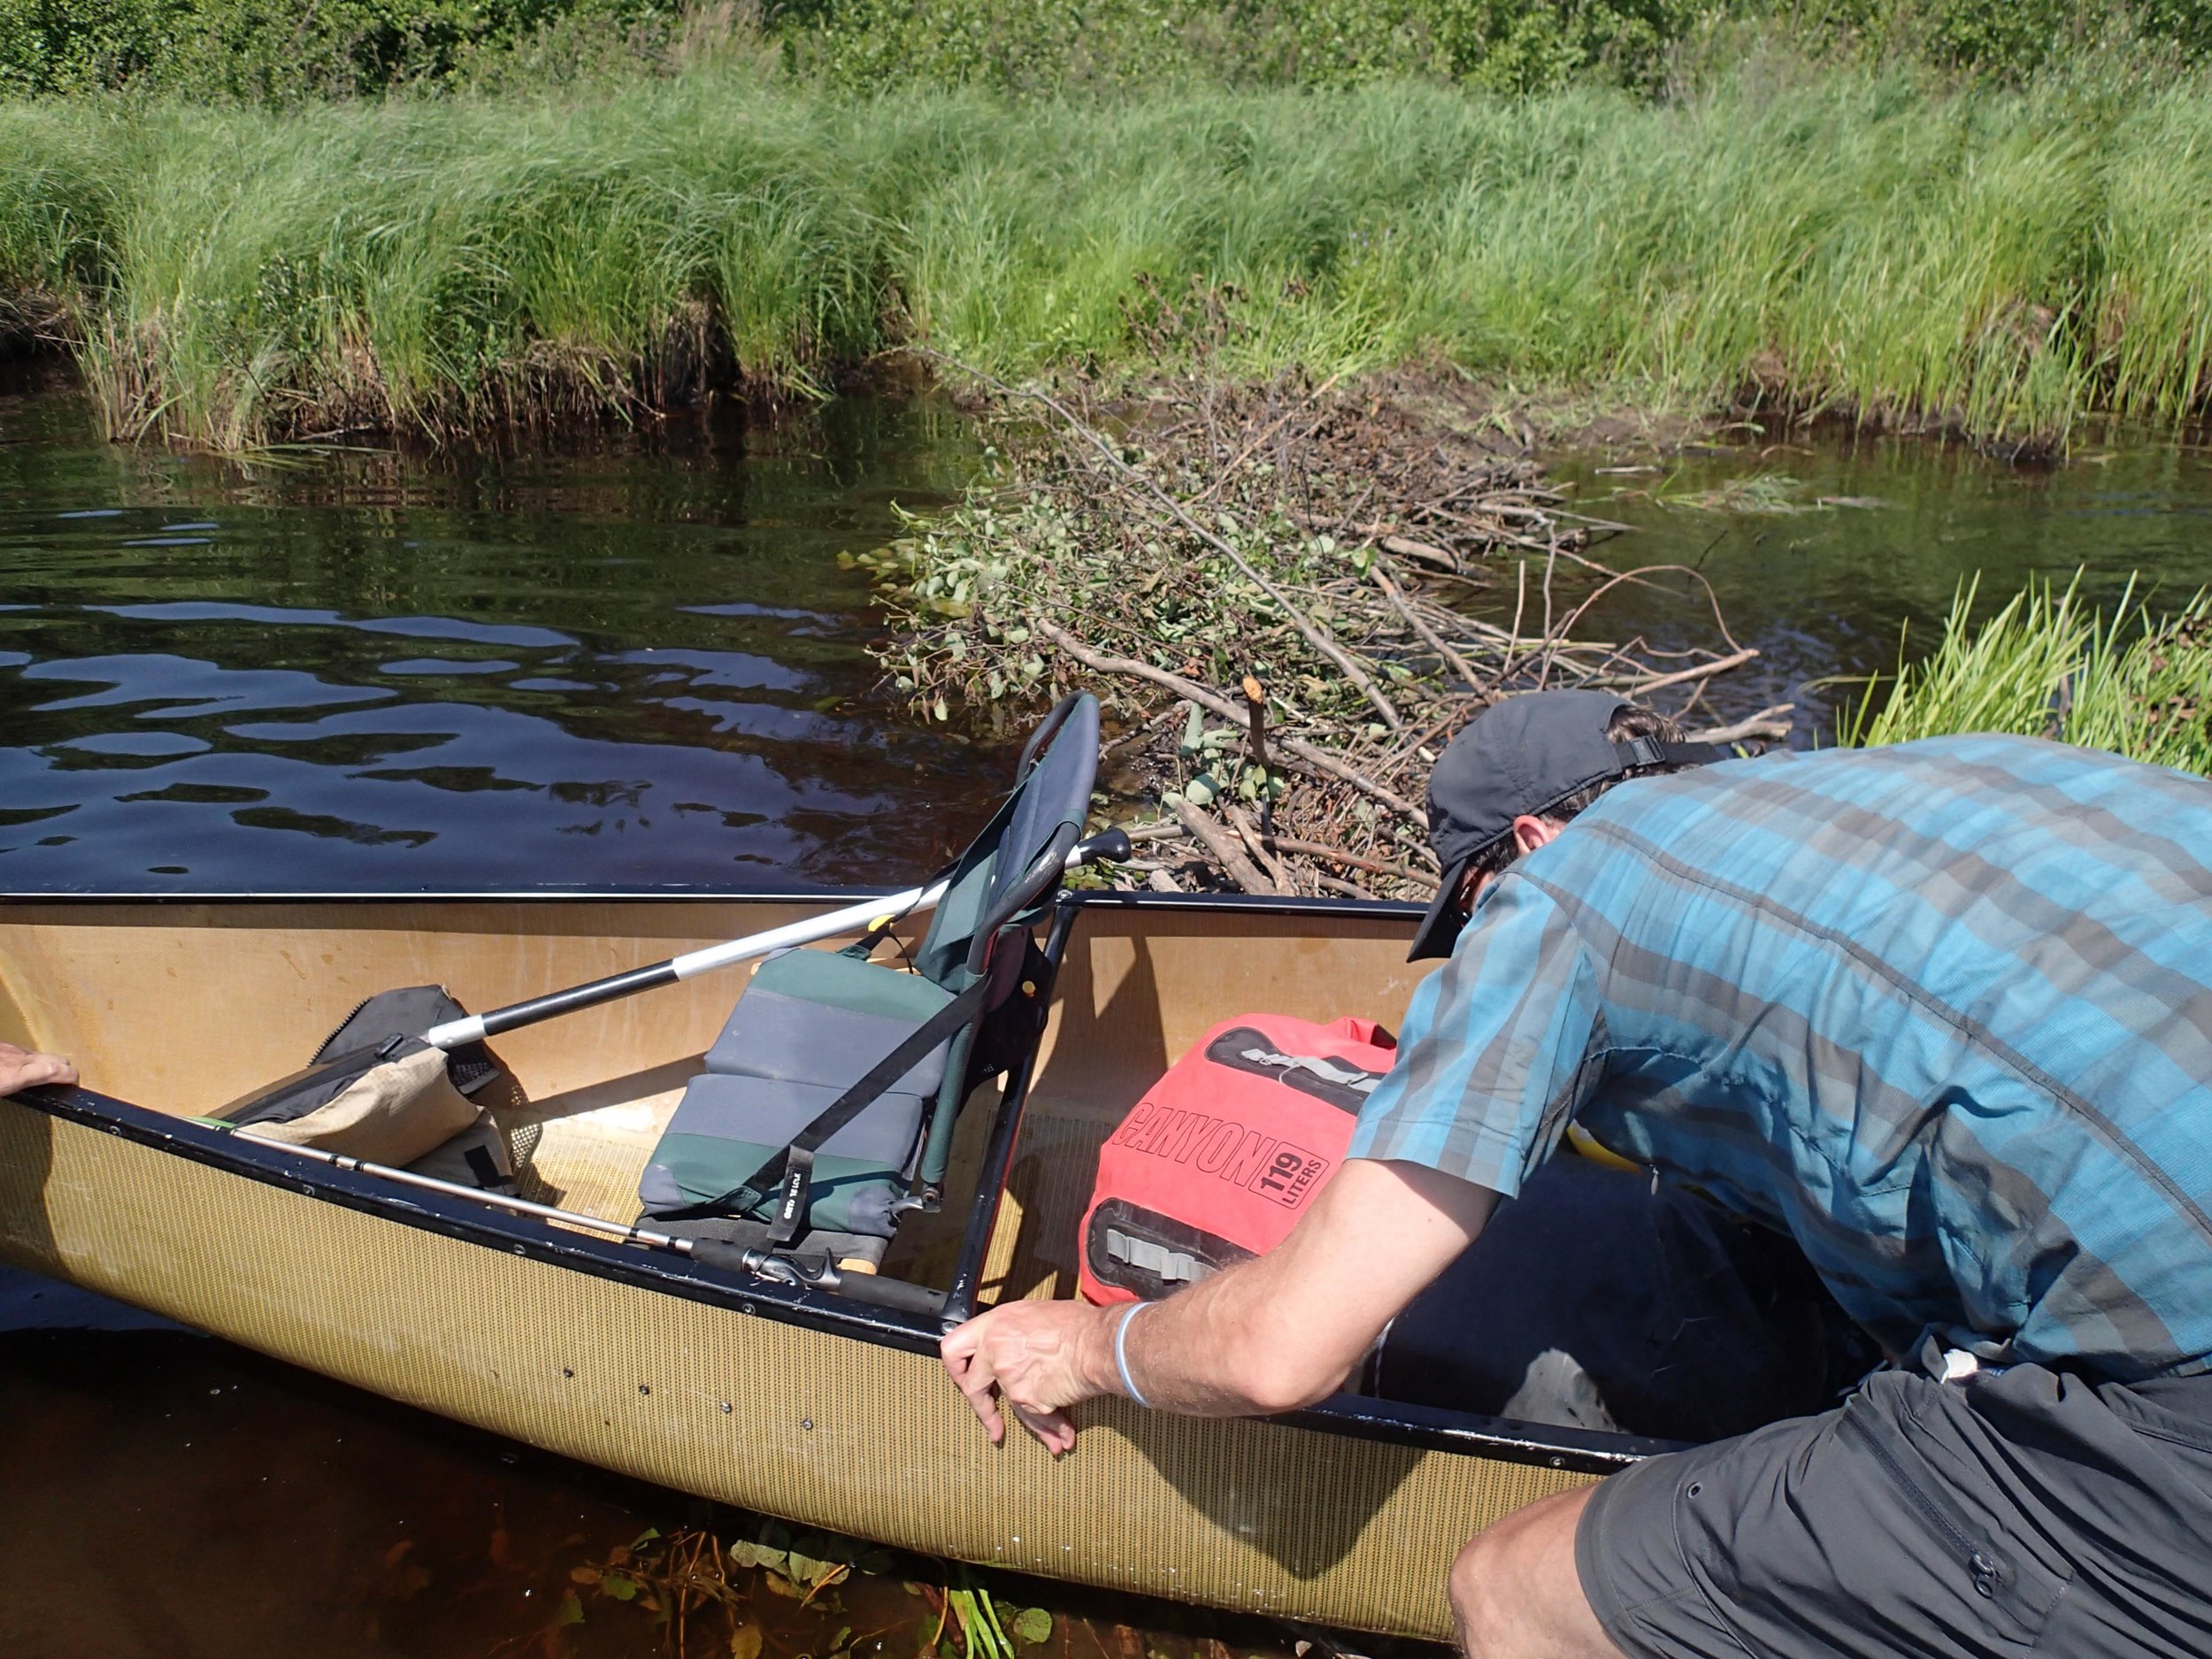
{"left": 0, "top": 895, "right": 1440, "bottom": 1311}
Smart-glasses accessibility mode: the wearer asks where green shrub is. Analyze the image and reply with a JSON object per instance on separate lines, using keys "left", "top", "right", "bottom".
{"left": 780, "top": 0, "right": 1697, "bottom": 96}
{"left": 0, "top": 0, "right": 694, "bottom": 102}
{"left": 11, "top": 0, "right": 2208, "bottom": 102}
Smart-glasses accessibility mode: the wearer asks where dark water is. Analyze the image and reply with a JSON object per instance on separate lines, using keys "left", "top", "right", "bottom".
{"left": 1536, "top": 434, "right": 2212, "bottom": 741}
{"left": 12, "top": 375, "right": 2212, "bottom": 1655}
{"left": 0, "top": 372, "right": 1003, "bottom": 892}
{"left": 0, "top": 1271, "right": 1303, "bottom": 1659}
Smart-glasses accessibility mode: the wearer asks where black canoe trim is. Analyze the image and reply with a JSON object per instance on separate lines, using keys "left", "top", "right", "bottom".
{"left": 0, "top": 886, "right": 1659, "bottom": 1475}
{"left": 0, "top": 887, "right": 1432, "bottom": 918}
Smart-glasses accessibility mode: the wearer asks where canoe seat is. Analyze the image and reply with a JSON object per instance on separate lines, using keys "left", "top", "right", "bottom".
{"left": 637, "top": 948, "right": 958, "bottom": 1253}
{"left": 635, "top": 693, "right": 1099, "bottom": 1269}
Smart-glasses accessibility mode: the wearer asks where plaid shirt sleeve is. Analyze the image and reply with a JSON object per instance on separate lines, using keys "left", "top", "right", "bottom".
{"left": 1348, "top": 874, "right": 1604, "bottom": 1198}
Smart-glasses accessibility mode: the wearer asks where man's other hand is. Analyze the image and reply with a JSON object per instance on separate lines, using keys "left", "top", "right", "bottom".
{"left": 0, "top": 1041, "right": 76, "bottom": 1096}
{"left": 940, "top": 1299, "right": 1110, "bottom": 1456}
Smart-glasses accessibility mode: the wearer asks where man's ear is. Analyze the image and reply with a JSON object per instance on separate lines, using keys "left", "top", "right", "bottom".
{"left": 1510, "top": 814, "right": 1559, "bottom": 856}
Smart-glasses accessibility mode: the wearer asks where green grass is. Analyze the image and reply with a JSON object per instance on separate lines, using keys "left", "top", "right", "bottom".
{"left": 1847, "top": 574, "right": 2212, "bottom": 774}
{"left": 7, "top": 56, "right": 2212, "bottom": 445}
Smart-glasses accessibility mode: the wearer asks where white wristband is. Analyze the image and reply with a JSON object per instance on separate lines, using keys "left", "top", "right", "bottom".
{"left": 1114, "top": 1301, "right": 1151, "bottom": 1409}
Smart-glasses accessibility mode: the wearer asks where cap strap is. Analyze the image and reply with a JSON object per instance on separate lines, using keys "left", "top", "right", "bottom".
{"left": 1613, "top": 736, "right": 1732, "bottom": 771}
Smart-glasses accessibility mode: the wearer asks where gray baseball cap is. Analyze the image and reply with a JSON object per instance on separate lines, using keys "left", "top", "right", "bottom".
{"left": 1407, "top": 690, "right": 1726, "bottom": 961}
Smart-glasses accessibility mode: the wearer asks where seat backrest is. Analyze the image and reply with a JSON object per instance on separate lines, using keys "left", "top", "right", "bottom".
{"left": 910, "top": 693, "right": 1100, "bottom": 991}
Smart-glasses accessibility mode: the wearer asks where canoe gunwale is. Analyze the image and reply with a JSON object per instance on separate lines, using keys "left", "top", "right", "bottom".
{"left": 0, "top": 888, "right": 1434, "bottom": 918}
{"left": 9, "top": 1075, "right": 947, "bottom": 1349}
{"left": 0, "top": 884, "right": 1665, "bottom": 1477}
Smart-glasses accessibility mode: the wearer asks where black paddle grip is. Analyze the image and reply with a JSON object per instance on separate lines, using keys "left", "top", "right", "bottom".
{"left": 832, "top": 1271, "right": 949, "bottom": 1318}
{"left": 1079, "top": 827, "right": 1132, "bottom": 864}
{"left": 683, "top": 1240, "right": 947, "bottom": 1319}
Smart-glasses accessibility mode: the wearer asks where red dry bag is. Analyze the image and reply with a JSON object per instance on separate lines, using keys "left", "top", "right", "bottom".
{"left": 1077, "top": 1012, "right": 1394, "bottom": 1305}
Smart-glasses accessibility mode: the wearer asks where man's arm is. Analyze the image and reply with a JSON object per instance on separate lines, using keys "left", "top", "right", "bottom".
{"left": 0, "top": 1041, "right": 75, "bottom": 1096}
{"left": 939, "top": 1157, "right": 1497, "bottom": 1453}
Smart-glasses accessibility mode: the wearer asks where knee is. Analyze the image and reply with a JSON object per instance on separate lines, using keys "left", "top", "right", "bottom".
{"left": 1448, "top": 1526, "right": 1515, "bottom": 1655}
{"left": 1447, "top": 1489, "right": 1601, "bottom": 1659}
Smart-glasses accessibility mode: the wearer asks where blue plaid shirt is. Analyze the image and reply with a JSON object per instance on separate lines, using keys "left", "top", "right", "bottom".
{"left": 1350, "top": 734, "right": 2212, "bottom": 1383}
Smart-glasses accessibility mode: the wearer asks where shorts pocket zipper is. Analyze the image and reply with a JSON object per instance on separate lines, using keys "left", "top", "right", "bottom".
{"left": 1839, "top": 1409, "right": 2010, "bottom": 1597}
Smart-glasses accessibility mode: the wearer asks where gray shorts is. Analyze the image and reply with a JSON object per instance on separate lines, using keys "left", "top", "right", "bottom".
{"left": 1574, "top": 1363, "right": 2212, "bottom": 1658}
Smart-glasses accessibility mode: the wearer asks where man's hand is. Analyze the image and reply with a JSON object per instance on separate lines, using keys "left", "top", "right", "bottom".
{"left": 0, "top": 1041, "right": 76, "bottom": 1096}
{"left": 940, "top": 1298, "right": 1114, "bottom": 1456}
{"left": 940, "top": 1158, "right": 1496, "bottom": 1454}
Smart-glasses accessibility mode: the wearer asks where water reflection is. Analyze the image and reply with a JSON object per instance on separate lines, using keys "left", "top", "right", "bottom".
{"left": 0, "top": 1270, "right": 1325, "bottom": 1659}
{"left": 0, "top": 380, "right": 1004, "bottom": 892}
{"left": 1540, "top": 434, "right": 2212, "bottom": 742}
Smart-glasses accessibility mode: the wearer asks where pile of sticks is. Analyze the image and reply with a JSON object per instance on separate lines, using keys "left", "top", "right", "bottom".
{"left": 873, "top": 364, "right": 1786, "bottom": 901}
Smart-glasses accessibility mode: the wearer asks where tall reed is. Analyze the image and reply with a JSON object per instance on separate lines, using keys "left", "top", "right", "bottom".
{"left": 1847, "top": 574, "right": 2212, "bottom": 775}
{"left": 5, "top": 58, "right": 2212, "bottom": 446}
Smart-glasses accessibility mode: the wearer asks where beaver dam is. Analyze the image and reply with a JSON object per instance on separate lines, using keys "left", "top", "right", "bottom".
{"left": 861, "top": 364, "right": 1787, "bottom": 901}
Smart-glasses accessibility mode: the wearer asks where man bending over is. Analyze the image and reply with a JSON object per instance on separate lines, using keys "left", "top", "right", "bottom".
{"left": 941, "top": 689, "right": 2212, "bottom": 1659}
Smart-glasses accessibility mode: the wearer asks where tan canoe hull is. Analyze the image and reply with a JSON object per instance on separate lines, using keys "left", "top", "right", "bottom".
{"left": 0, "top": 894, "right": 1616, "bottom": 1640}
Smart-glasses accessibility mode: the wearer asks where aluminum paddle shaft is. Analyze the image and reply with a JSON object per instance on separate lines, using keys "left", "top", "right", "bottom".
{"left": 423, "top": 828, "right": 1129, "bottom": 1050}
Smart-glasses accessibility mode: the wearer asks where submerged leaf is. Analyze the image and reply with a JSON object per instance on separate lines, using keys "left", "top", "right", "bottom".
{"left": 555, "top": 1589, "right": 585, "bottom": 1627}
{"left": 1011, "top": 1608, "right": 1054, "bottom": 1646}
{"left": 601, "top": 1572, "right": 641, "bottom": 1602}
{"left": 732, "top": 1622, "right": 764, "bottom": 1659}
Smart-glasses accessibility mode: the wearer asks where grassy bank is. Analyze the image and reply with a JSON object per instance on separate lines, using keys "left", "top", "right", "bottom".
{"left": 7, "top": 59, "right": 2212, "bottom": 446}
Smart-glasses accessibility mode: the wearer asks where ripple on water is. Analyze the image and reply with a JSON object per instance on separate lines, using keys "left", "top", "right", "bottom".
{"left": 0, "top": 388, "right": 1006, "bottom": 891}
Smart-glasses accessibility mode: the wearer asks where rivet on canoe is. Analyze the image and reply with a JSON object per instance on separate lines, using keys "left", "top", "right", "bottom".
{"left": 561, "top": 1368, "right": 574, "bottom": 1379}
{"left": 720, "top": 1402, "right": 733, "bottom": 1414}
{"left": 802, "top": 1417, "right": 814, "bottom": 1431}
{"left": 640, "top": 1384, "right": 651, "bottom": 1395}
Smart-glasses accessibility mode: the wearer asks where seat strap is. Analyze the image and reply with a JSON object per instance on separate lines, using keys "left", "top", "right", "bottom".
{"left": 740, "top": 975, "right": 994, "bottom": 1246}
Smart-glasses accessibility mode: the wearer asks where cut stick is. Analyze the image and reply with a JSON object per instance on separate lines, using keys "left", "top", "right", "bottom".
{"left": 1380, "top": 534, "right": 1462, "bottom": 571}
{"left": 1370, "top": 561, "right": 1489, "bottom": 696}
{"left": 1264, "top": 836, "right": 1440, "bottom": 890}
{"left": 1602, "top": 646, "right": 1761, "bottom": 697}
{"left": 1687, "top": 704, "right": 1795, "bottom": 744}
{"left": 1174, "top": 798, "right": 1281, "bottom": 895}
{"left": 1225, "top": 803, "right": 1297, "bottom": 891}
{"left": 1037, "top": 620, "right": 1422, "bottom": 818}
{"left": 1312, "top": 871, "right": 1381, "bottom": 902}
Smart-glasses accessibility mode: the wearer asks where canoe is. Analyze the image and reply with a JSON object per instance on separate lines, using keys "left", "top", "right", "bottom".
{"left": 0, "top": 887, "right": 1655, "bottom": 1640}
